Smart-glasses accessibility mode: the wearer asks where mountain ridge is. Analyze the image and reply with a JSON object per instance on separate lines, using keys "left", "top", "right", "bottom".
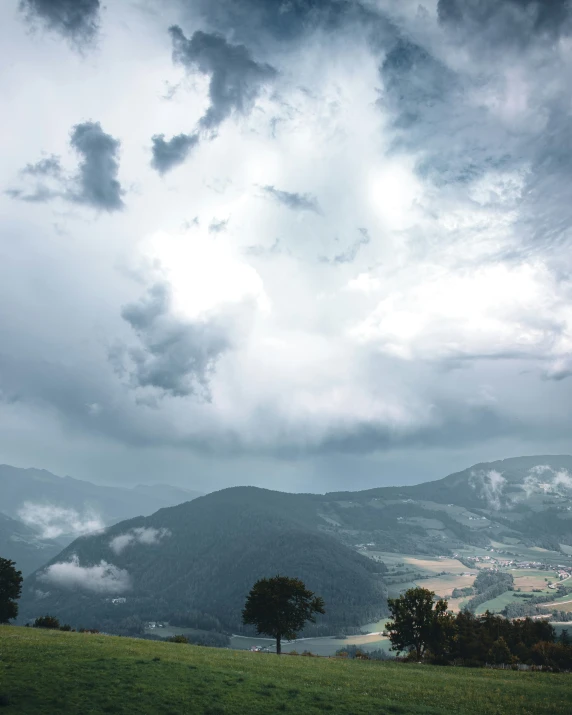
{"left": 13, "top": 454, "right": 572, "bottom": 635}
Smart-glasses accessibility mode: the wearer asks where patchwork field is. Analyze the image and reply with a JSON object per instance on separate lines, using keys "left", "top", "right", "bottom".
{"left": 1, "top": 626, "right": 571, "bottom": 715}
{"left": 362, "top": 543, "right": 571, "bottom": 625}
{"left": 366, "top": 551, "right": 476, "bottom": 600}
{"left": 545, "top": 600, "right": 572, "bottom": 613}
{"left": 512, "top": 569, "right": 559, "bottom": 592}
{"left": 420, "top": 575, "right": 475, "bottom": 597}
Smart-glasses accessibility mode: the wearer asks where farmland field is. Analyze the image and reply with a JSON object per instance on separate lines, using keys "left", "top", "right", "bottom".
{"left": 474, "top": 591, "right": 521, "bottom": 616}
{"left": 364, "top": 551, "right": 477, "bottom": 602}
{"left": 360, "top": 543, "right": 572, "bottom": 626}
{"left": 420, "top": 574, "right": 475, "bottom": 596}
{"left": 511, "top": 569, "right": 559, "bottom": 592}
{"left": 1, "top": 626, "right": 570, "bottom": 715}
{"left": 545, "top": 599, "right": 572, "bottom": 613}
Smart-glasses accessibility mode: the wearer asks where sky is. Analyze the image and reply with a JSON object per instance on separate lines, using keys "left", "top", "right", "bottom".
{"left": 1, "top": 0, "right": 571, "bottom": 495}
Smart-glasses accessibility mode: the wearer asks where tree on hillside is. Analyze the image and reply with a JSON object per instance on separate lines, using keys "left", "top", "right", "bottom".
{"left": 488, "top": 637, "right": 511, "bottom": 665}
{"left": 385, "top": 587, "right": 453, "bottom": 661}
{"left": 242, "top": 575, "right": 325, "bottom": 655}
{"left": 0, "top": 558, "right": 23, "bottom": 624}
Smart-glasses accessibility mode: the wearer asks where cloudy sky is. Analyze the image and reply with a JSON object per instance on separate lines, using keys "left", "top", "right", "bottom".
{"left": 1, "top": 0, "right": 571, "bottom": 494}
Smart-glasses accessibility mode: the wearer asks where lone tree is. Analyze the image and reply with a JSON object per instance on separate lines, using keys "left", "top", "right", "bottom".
{"left": 242, "top": 575, "right": 325, "bottom": 655}
{"left": 385, "top": 587, "right": 454, "bottom": 661}
{"left": 0, "top": 558, "right": 23, "bottom": 624}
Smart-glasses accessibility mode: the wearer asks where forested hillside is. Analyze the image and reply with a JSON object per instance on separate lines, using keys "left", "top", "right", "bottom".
{"left": 14, "top": 455, "right": 572, "bottom": 636}
{"left": 18, "top": 490, "right": 388, "bottom": 635}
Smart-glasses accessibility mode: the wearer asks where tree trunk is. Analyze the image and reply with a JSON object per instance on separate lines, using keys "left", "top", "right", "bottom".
{"left": 276, "top": 635, "right": 281, "bottom": 655}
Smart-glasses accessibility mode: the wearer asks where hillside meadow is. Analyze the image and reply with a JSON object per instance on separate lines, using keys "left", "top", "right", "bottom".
{"left": 1, "top": 627, "right": 570, "bottom": 714}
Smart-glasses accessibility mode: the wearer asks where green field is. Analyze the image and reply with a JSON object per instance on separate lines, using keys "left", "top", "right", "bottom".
{"left": 474, "top": 591, "right": 521, "bottom": 615}
{"left": 1, "top": 626, "right": 571, "bottom": 714}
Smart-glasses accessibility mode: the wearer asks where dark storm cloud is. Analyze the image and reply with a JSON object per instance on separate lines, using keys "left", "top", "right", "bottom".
{"left": 68, "top": 122, "right": 124, "bottom": 211}
{"left": 186, "top": 0, "right": 393, "bottom": 50}
{"left": 379, "top": 36, "right": 516, "bottom": 189}
{"left": 149, "top": 27, "right": 278, "bottom": 173}
{"left": 117, "top": 283, "right": 233, "bottom": 399}
{"left": 19, "top": 0, "right": 100, "bottom": 45}
{"left": 437, "top": 0, "right": 572, "bottom": 48}
{"left": 0, "top": 351, "right": 167, "bottom": 448}
{"left": 311, "top": 403, "right": 519, "bottom": 456}
{"left": 262, "top": 185, "right": 321, "bottom": 213}
{"left": 150, "top": 133, "right": 199, "bottom": 174}
{"left": 380, "top": 39, "right": 456, "bottom": 131}
{"left": 168, "top": 26, "right": 278, "bottom": 131}
{"left": 7, "top": 122, "right": 124, "bottom": 211}
{"left": 514, "top": 108, "right": 572, "bottom": 253}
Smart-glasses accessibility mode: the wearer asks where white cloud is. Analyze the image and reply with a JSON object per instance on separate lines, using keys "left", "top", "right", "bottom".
{"left": 0, "top": 1, "right": 571, "bottom": 490}
{"left": 522, "top": 466, "right": 572, "bottom": 499}
{"left": 469, "top": 469, "right": 506, "bottom": 510}
{"left": 109, "top": 527, "right": 171, "bottom": 555}
{"left": 17, "top": 503, "right": 104, "bottom": 539}
{"left": 39, "top": 555, "right": 131, "bottom": 593}
{"left": 349, "top": 261, "right": 572, "bottom": 366}
{"left": 139, "top": 229, "right": 270, "bottom": 320}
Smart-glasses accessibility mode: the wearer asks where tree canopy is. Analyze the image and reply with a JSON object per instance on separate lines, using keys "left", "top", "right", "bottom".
{"left": 242, "top": 575, "right": 325, "bottom": 654}
{"left": 385, "top": 587, "right": 454, "bottom": 661}
{"left": 0, "top": 557, "right": 23, "bottom": 624}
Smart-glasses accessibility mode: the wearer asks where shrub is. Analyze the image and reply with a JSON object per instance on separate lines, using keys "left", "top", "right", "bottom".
{"left": 59, "top": 624, "right": 72, "bottom": 632}
{"left": 32, "top": 615, "right": 60, "bottom": 629}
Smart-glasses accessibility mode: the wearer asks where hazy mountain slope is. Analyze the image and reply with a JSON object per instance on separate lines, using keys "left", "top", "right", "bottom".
{"left": 318, "top": 455, "right": 572, "bottom": 552}
{"left": 0, "top": 464, "right": 203, "bottom": 538}
{"left": 16, "top": 455, "right": 572, "bottom": 634}
{"left": 19, "top": 488, "right": 388, "bottom": 634}
{"left": 327, "top": 455, "right": 572, "bottom": 508}
{"left": 0, "top": 513, "right": 63, "bottom": 576}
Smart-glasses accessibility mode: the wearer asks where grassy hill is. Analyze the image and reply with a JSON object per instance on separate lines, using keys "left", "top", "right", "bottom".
{"left": 1, "top": 626, "right": 570, "bottom": 714}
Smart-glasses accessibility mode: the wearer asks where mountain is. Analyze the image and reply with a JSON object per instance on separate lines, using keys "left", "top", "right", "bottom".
{"left": 0, "top": 513, "right": 63, "bottom": 576}
{"left": 0, "top": 464, "right": 203, "bottom": 541}
{"left": 321, "top": 455, "right": 572, "bottom": 553}
{"left": 336, "top": 455, "right": 572, "bottom": 509}
{"left": 17, "top": 455, "right": 572, "bottom": 635}
{"left": 18, "top": 487, "right": 388, "bottom": 635}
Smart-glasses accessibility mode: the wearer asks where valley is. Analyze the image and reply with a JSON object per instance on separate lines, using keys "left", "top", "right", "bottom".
{"left": 4, "top": 455, "right": 572, "bottom": 652}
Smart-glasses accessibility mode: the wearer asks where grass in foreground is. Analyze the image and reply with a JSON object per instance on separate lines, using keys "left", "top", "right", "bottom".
{"left": 0, "top": 626, "right": 570, "bottom": 715}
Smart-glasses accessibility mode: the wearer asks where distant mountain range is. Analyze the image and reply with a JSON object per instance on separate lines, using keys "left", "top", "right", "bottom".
{"left": 0, "top": 513, "right": 63, "bottom": 576}
{"left": 0, "top": 464, "right": 203, "bottom": 575}
{"left": 15, "top": 455, "right": 572, "bottom": 635}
